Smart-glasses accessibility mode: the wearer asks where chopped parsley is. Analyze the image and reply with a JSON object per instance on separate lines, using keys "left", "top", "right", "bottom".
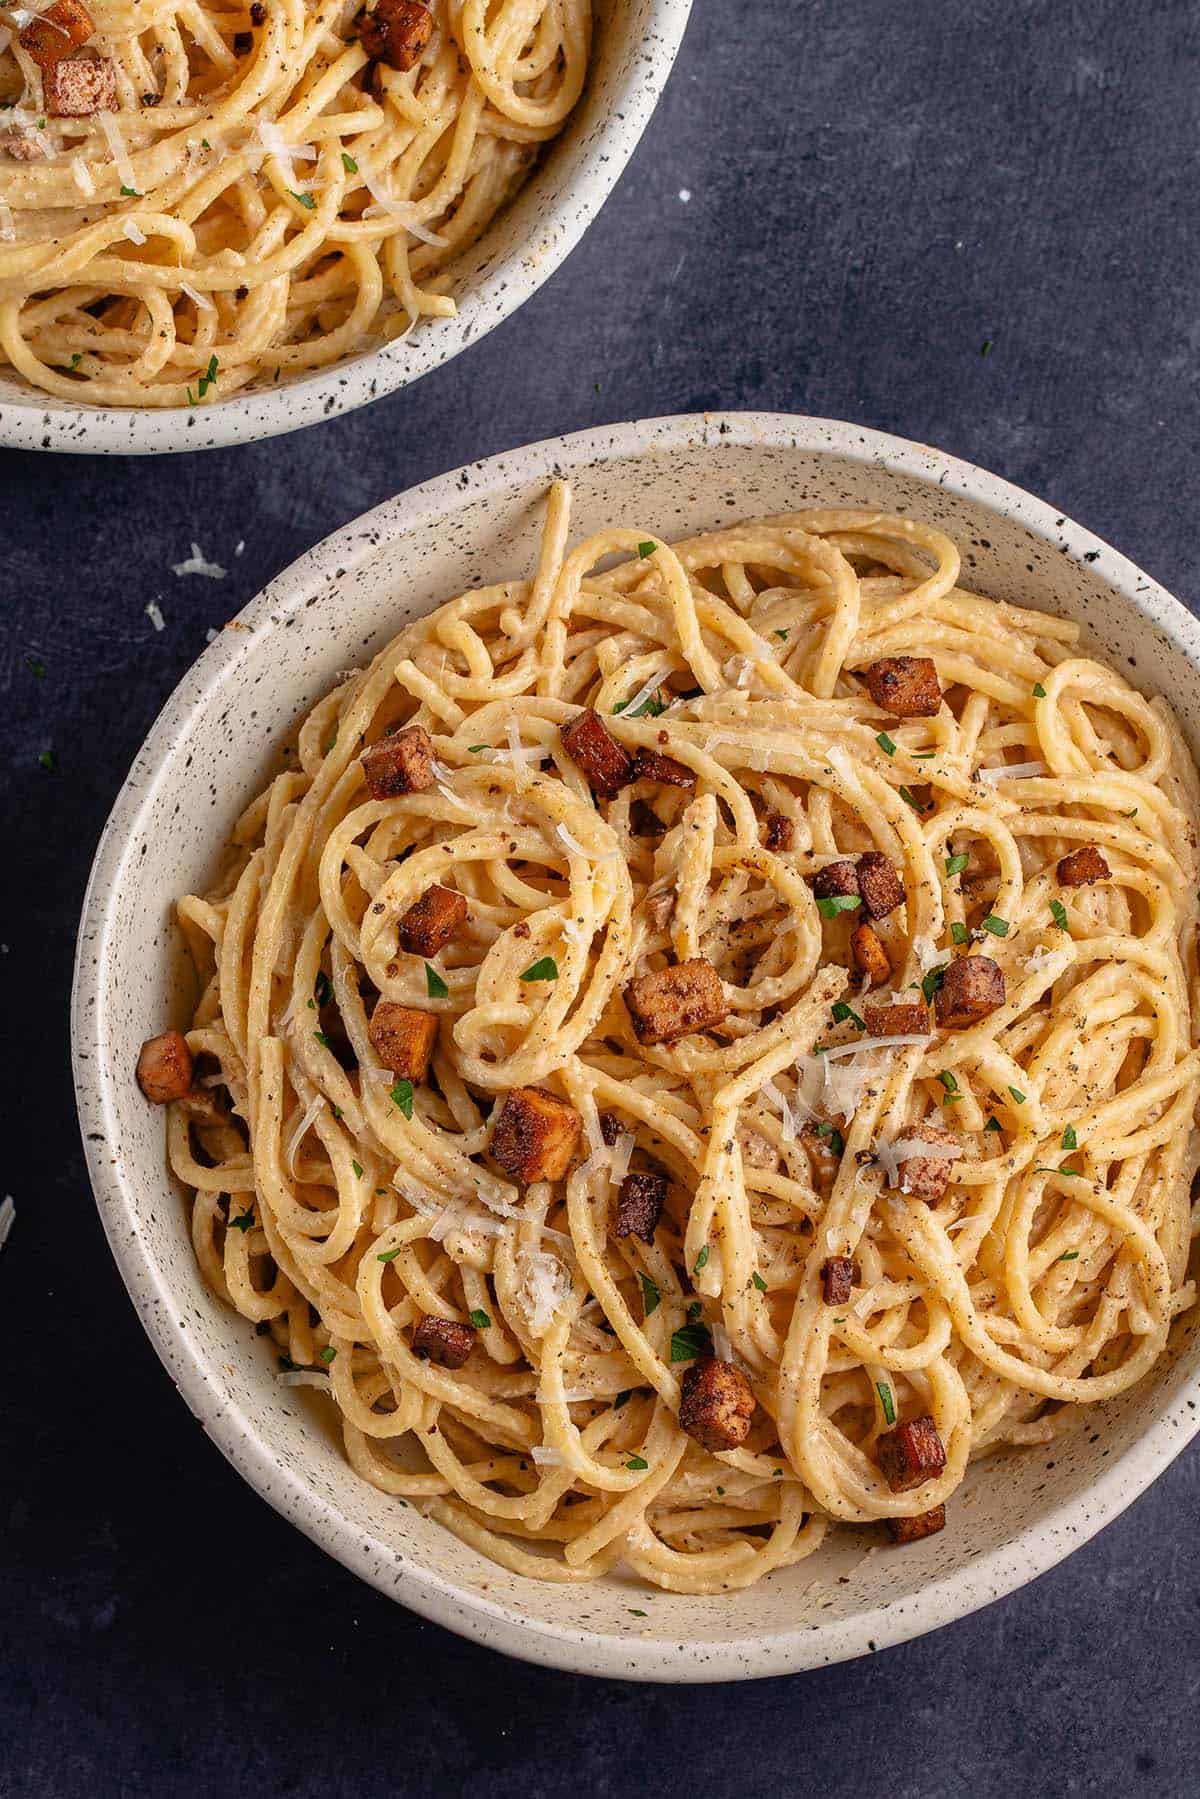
{"left": 876, "top": 731, "right": 897, "bottom": 757}
{"left": 197, "top": 353, "right": 219, "bottom": 399}
{"left": 341, "top": 151, "right": 358, "bottom": 173}
{"left": 1122, "top": 807, "right": 1138, "bottom": 819}
{"left": 69, "top": 353, "right": 82, "bottom": 369}
{"left": 814, "top": 1121, "right": 845, "bottom": 1155}
{"left": 775, "top": 628, "right": 789, "bottom": 641}
{"left": 1050, "top": 899, "right": 1070, "bottom": 932}
{"left": 876, "top": 1381, "right": 896, "bottom": 1425}
{"left": 950, "top": 921, "right": 969, "bottom": 945}
{"left": 637, "top": 541, "right": 656, "bottom": 558}
{"left": 289, "top": 189, "right": 317, "bottom": 209}
{"left": 319, "top": 1346, "right": 336, "bottom": 1364}
{"left": 1036, "top": 1163, "right": 1083, "bottom": 1178}
{"left": 981, "top": 338, "right": 994, "bottom": 357}
{"left": 816, "top": 894, "right": 861, "bottom": 919}
{"left": 1057, "top": 1250, "right": 1080, "bottom": 1263}
{"left": 912, "top": 750, "right": 936, "bottom": 760}
{"left": 376, "top": 1245, "right": 403, "bottom": 1262}
{"left": 983, "top": 1115, "right": 1001, "bottom": 1133}
{"left": 945, "top": 853, "right": 969, "bottom": 877}
{"left": 467, "top": 744, "right": 488, "bottom": 753}
{"left": 468, "top": 1308, "right": 491, "bottom": 1330}
{"left": 229, "top": 1208, "right": 255, "bottom": 1232}
{"left": 832, "top": 1000, "right": 865, "bottom": 1030}
{"left": 1032, "top": 682, "right": 1047, "bottom": 698}
{"left": 1008, "top": 1085, "right": 1026, "bottom": 1104}
{"left": 390, "top": 1078, "right": 414, "bottom": 1118}
{"left": 670, "top": 1320, "right": 713, "bottom": 1363}
{"left": 520, "top": 956, "right": 558, "bottom": 982}
{"left": 613, "top": 690, "right": 666, "bottom": 719}
{"left": 1062, "top": 1124, "right": 1078, "bottom": 1151}
{"left": 921, "top": 963, "right": 948, "bottom": 1003}
{"left": 752, "top": 1271, "right": 768, "bottom": 1292}
{"left": 628, "top": 1608, "right": 648, "bottom": 1618}
{"left": 313, "top": 1030, "right": 332, "bottom": 1048}
{"left": 425, "top": 962, "right": 449, "bottom": 998}
{"left": 626, "top": 1454, "right": 649, "bottom": 1471}
{"left": 351, "top": 1159, "right": 363, "bottom": 1179}
{"left": 694, "top": 1245, "right": 709, "bottom": 1273}
{"left": 899, "top": 785, "right": 927, "bottom": 813}
{"left": 981, "top": 914, "right": 1009, "bottom": 937}
{"left": 120, "top": 183, "right": 141, "bottom": 197}
{"left": 638, "top": 1271, "right": 660, "bottom": 1316}
{"left": 938, "top": 1071, "right": 961, "bottom": 1101}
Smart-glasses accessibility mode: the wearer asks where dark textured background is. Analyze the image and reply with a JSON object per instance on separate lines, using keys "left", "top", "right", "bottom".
{"left": 5, "top": 0, "right": 1200, "bottom": 1793}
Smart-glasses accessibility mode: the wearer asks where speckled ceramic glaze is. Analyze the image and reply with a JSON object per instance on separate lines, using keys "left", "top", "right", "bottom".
{"left": 0, "top": 0, "right": 691, "bottom": 456}
{"left": 72, "top": 415, "right": 1200, "bottom": 1679}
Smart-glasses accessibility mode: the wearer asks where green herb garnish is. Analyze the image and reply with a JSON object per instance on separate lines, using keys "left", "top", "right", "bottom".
{"left": 899, "top": 785, "right": 927, "bottom": 813}
{"left": 938, "top": 1071, "right": 961, "bottom": 1100}
{"left": 637, "top": 541, "right": 656, "bottom": 558}
{"left": 38, "top": 749, "right": 55, "bottom": 771}
{"left": 945, "top": 853, "right": 969, "bottom": 877}
{"left": 1062, "top": 1125, "right": 1077, "bottom": 1151}
{"left": 670, "top": 1321, "right": 713, "bottom": 1363}
{"left": 1032, "top": 682, "right": 1046, "bottom": 698}
{"left": 120, "top": 183, "right": 141, "bottom": 197}
{"left": 876, "top": 732, "right": 897, "bottom": 756}
{"left": 1057, "top": 1250, "right": 1080, "bottom": 1263}
{"left": 319, "top": 1346, "right": 336, "bottom": 1364}
{"left": 984, "top": 1116, "right": 1001, "bottom": 1133}
{"left": 876, "top": 1381, "right": 896, "bottom": 1425}
{"left": 314, "top": 1030, "right": 331, "bottom": 1048}
{"left": 981, "top": 914, "right": 1009, "bottom": 937}
{"left": 468, "top": 1309, "right": 491, "bottom": 1330}
{"left": 921, "top": 964, "right": 947, "bottom": 1003}
{"left": 289, "top": 189, "right": 317, "bottom": 209}
{"left": 950, "top": 921, "right": 969, "bottom": 945}
{"left": 814, "top": 1121, "right": 845, "bottom": 1155}
{"left": 752, "top": 1271, "right": 768, "bottom": 1292}
{"left": 694, "top": 1246, "right": 709, "bottom": 1273}
{"left": 1050, "top": 899, "right": 1070, "bottom": 932}
{"left": 425, "top": 962, "right": 449, "bottom": 998}
{"left": 816, "top": 894, "right": 861, "bottom": 919}
{"left": 626, "top": 1454, "right": 649, "bottom": 1470}
{"left": 775, "top": 628, "right": 789, "bottom": 641}
{"left": 1008, "top": 1085, "right": 1026, "bottom": 1105}
{"left": 376, "top": 1245, "right": 403, "bottom": 1262}
{"left": 832, "top": 1000, "right": 865, "bottom": 1030}
{"left": 229, "top": 1208, "right": 255, "bottom": 1232}
{"left": 638, "top": 1271, "right": 660, "bottom": 1316}
{"left": 341, "top": 151, "right": 358, "bottom": 173}
{"left": 314, "top": 969, "right": 333, "bottom": 1007}
{"left": 520, "top": 956, "right": 558, "bottom": 982}
{"left": 390, "top": 1078, "right": 414, "bottom": 1118}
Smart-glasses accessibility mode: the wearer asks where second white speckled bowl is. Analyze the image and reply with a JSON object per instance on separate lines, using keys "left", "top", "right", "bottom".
{"left": 0, "top": 0, "right": 692, "bottom": 455}
{"left": 72, "top": 414, "right": 1200, "bottom": 1678}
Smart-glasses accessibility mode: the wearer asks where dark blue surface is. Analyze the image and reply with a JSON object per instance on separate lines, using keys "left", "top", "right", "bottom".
{"left": 4, "top": 1, "right": 1200, "bottom": 1793}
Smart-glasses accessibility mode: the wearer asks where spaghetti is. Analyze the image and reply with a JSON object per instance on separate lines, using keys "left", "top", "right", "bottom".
{"left": 161, "top": 489, "right": 1200, "bottom": 1593}
{"left": 0, "top": 0, "right": 590, "bottom": 406}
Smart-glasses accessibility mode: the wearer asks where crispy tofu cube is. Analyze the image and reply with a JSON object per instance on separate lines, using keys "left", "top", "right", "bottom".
{"left": 412, "top": 1315, "right": 475, "bottom": 1368}
{"left": 885, "top": 1122, "right": 960, "bottom": 1202}
{"left": 863, "top": 656, "right": 942, "bottom": 718}
{"left": 1057, "top": 845, "right": 1110, "bottom": 886}
{"left": 812, "top": 859, "right": 859, "bottom": 900}
{"left": 361, "top": 724, "right": 435, "bottom": 799}
{"left": 0, "top": 129, "right": 48, "bottom": 159}
{"left": 935, "top": 955, "right": 1005, "bottom": 1027}
{"left": 19, "top": 0, "right": 94, "bottom": 67}
{"left": 623, "top": 957, "right": 727, "bottom": 1045}
{"left": 851, "top": 921, "right": 891, "bottom": 984}
{"left": 821, "top": 1255, "right": 857, "bottom": 1305}
{"left": 800, "top": 1121, "right": 843, "bottom": 1188}
{"left": 763, "top": 812, "right": 794, "bottom": 852}
{"left": 560, "top": 708, "right": 634, "bottom": 799}
{"left": 368, "top": 1002, "right": 438, "bottom": 1080}
{"left": 887, "top": 1504, "right": 946, "bottom": 1544}
{"left": 491, "top": 1086, "right": 581, "bottom": 1184}
{"left": 633, "top": 746, "right": 695, "bottom": 788}
{"left": 135, "top": 1030, "right": 193, "bottom": 1103}
{"left": 44, "top": 50, "right": 114, "bottom": 115}
{"left": 396, "top": 883, "right": 467, "bottom": 957}
{"left": 863, "top": 1002, "right": 929, "bottom": 1038}
{"left": 877, "top": 1415, "right": 946, "bottom": 1491}
{"left": 358, "top": 0, "right": 433, "bottom": 67}
{"left": 857, "top": 852, "right": 905, "bottom": 919}
{"left": 615, "top": 1168, "right": 668, "bottom": 1242}
{"left": 679, "top": 1357, "right": 756, "bottom": 1453}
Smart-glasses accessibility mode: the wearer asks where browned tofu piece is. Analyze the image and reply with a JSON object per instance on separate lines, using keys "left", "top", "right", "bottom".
{"left": 1057, "top": 845, "right": 1111, "bottom": 887}
{"left": 491, "top": 1086, "right": 581, "bottom": 1184}
{"left": 361, "top": 724, "right": 436, "bottom": 799}
{"left": 633, "top": 746, "right": 695, "bottom": 788}
{"left": 821, "top": 1255, "right": 857, "bottom": 1305}
{"left": 368, "top": 1002, "right": 438, "bottom": 1080}
{"left": 623, "top": 957, "right": 727, "bottom": 1045}
{"left": 678, "top": 1358, "right": 756, "bottom": 1453}
{"left": 0, "top": 129, "right": 48, "bottom": 160}
{"left": 18, "top": 0, "right": 94, "bottom": 67}
{"left": 135, "top": 1030, "right": 193, "bottom": 1104}
{"left": 412, "top": 1315, "right": 475, "bottom": 1368}
{"left": 863, "top": 656, "right": 942, "bottom": 718}
{"left": 877, "top": 1414, "right": 946, "bottom": 1491}
{"left": 358, "top": 0, "right": 433, "bottom": 68}
{"left": 863, "top": 1002, "right": 929, "bottom": 1038}
{"left": 800, "top": 1121, "right": 843, "bottom": 1188}
{"left": 812, "top": 859, "right": 859, "bottom": 901}
{"left": 44, "top": 50, "right": 115, "bottom": 115}
{"left": 764, "top": 812, "right": 794, "bottom": 852}
{"left": 851, "top": 921, "right": 891, "bottom": 983}
{"left": 883, "top": 1122, "right": 960, "bottom": 1202}
{"left": 560, "top": 708, "right": 634, "bottom": 799}
{"left": 396, "top": 883, "right": 467, "bottom": 957}
{"left": 857, "top": 852, "right": 905, "bottom": 919}
{"left": 887, "top": 1504, "right": 946, "bottom": 1544}
{"left": 935, "top": 955, "right": 1005, "bottom": 1027}
{"left": 615, "top": 1168, "right": 668, "bottom": 1242}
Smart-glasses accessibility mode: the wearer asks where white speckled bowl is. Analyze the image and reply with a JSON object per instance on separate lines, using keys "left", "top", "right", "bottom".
{"left": 0, "top": 0, "right": 690, "bottom": 456}
{"left": 72, "top": 414, "right": 1200, "bottom": 1679}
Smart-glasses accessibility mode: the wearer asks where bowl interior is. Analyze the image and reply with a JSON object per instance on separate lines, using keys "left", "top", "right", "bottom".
{"left": 74, "top": 416, "right": 1200, "bottom": 1677}
{"left": 0, "top": 0, "right": 688, "bottom": 451}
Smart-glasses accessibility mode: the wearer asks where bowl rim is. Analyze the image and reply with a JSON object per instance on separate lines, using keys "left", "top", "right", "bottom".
{"left": 72, "top": 410, "right": 1200, "bottom": 1680}
{"left": 0, "top": 0, "right": 693, "bottom": 457}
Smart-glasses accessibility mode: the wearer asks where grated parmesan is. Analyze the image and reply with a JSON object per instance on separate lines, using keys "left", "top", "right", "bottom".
{"left": 276, "top": 1369, "right": 330, "bottom": 1390}
{"left": 978, "top": 760, "right": 1049, "bottom": 782}
{"left": 71, "top": 155, "right": 95, "bottom": 197}
{"left": 0, "top": 1194, "right": 14, "bottom": 1253}
{"left": 362, "top": 175, "right": 448, "bottom": 243}
{"left": 123, "top": 220, "right": 147, "bottom": 246}
{"left": 620, "top": 666, "right": 670, "bottom": 720}
{"left": 520, "top": 1250, "right": 571, "bottom": 1334}
{"left": 98, "top": 111, "right": 137, "bottom": 193}
{"left": 173, "top": 542, "right": 227, "bottom": 579}
{"left": 529, "top": 1446, "right": 565, "bottom": 1465}
{"left": 286, "top": 1093, "right": 325, "bottom": 1176}
{"left": 607, "top": 1131, "right": 635, "bottom": 1187}
{"left": 145, "top": 600, "right": 165, "bottom": 631}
